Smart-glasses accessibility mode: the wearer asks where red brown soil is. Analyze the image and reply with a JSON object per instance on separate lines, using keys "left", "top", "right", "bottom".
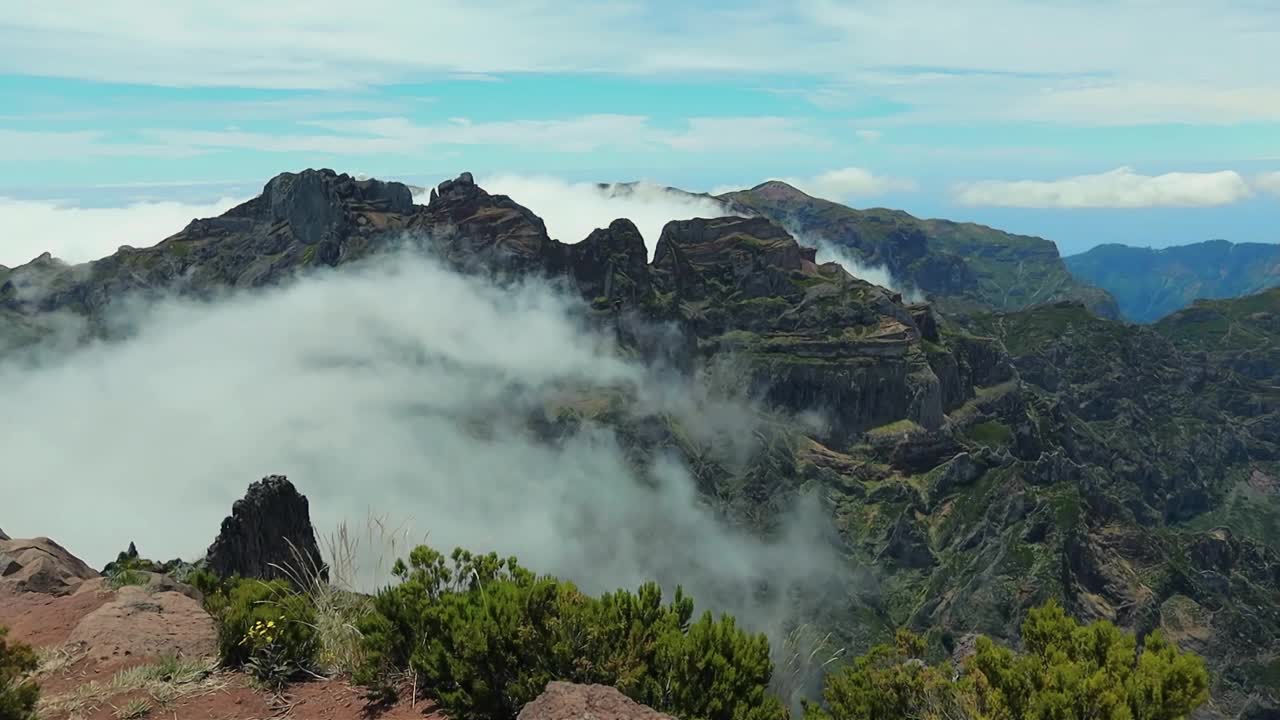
{"left": 0, "top": 579, "right": 114, "bottom": 648}
{"left": 1, "top": 536, "right": 444, "bottom": 720}
{"left": 160, "top": 676, "right": 447, "bottom": 720}
{"left": 32, "top": 660, "right": 444, "bottom": 720}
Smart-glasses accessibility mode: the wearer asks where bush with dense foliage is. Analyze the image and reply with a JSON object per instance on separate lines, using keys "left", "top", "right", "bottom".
{"left": 807, "top": 601, "right": 1210, "bottom": 720}
{"left": 0, "top": 626, "right": 39, "bottom": 720}
{"left": 356, "top": 545, "right": 784, "bottom": 720}
{"left": 199, "top": 574, "right": 319, "bottom": 688}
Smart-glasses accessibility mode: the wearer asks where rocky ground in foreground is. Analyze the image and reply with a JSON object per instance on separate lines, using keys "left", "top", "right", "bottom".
{"left": 0, "top": 489, "right": 441, "bottom": 720}
{"left": 1, "top": 484, "right": 665, "bottom": 720}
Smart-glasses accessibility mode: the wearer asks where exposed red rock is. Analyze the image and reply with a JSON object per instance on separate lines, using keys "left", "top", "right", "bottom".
{"left": 518, "top": 682, "right": 674, "bottom": 720}
{"left": 0, "top": 535, "right": 100, "bottom": 596}
{"left": 66, "top": 584, "right": 215, "bottom": 664}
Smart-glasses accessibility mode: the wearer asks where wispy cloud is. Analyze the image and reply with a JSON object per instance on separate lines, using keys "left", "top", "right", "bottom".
{"left": 3, "top": 1, "right": 1277, "bottom": 125}
{"left": 951, "top": 167, "right": 1255, "bottom": 209}
{"left": 1256, "top": 171, "right": 1280, "bottom": 197}
{"left": 134, "top": 115, "right": 823, "bottom": 157}
{"left": 0, "top": 129, "right": 207, "bottom": 162}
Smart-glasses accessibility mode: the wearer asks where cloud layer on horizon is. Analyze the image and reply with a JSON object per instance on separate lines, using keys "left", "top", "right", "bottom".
{"left": 951, "top": 167, "right": 1259, "bottom": 209}
{"left": 0, "top": 195, "right": 245, "bottom": 267}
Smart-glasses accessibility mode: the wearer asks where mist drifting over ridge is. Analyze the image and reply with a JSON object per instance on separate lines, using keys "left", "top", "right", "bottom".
{"left": 1, "top": 242, "right": 854, "bottom": 649}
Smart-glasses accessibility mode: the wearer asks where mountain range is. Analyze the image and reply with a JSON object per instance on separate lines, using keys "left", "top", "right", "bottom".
{"left": 1066, "top": 240, "right": 1280, "bottom": 323}
{"left": 3, "top": 169, "right": 1278, "bottom": 717}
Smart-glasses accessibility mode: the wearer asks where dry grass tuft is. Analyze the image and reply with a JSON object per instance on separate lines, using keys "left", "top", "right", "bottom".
{"left": 269, "top": 511, "right": 423, "bottom": 677}
{"left": 773, "top": 622, "right": 846, "bottom": 713}
{"left": 35, "top": 642, "right": 88, "bottom": 676}
{"left": 39, "top": 655, "right": 223, "bottom": 720}
{"left": 111, "top": 696, "right": 152, "bottom": 719}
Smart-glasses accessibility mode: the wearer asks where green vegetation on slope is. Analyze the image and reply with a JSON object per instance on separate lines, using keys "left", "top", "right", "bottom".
{"left": 186, "top": 545, "right": 1215, "bottom": 720}
{"left": 808, "top": 602, "right": 1209, "bottom": 720}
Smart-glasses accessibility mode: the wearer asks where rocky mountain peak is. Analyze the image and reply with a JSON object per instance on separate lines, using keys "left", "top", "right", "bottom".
{"left": 652, "top": 216, "right": 806, "bottom": 300}
{"left": 741, "top": 180, "right": 811, "bottom": 202}
{"left": 416, "top": 172, "right": 553, "bottom": 265}
{"left": 250, "top": 168, "right": 414, "bottom": 246}
{"left": 204, "top": 475, "right": 327, "bottom": 585}
{"left": 428, "top": 171, "right": 478, "bottom": 207}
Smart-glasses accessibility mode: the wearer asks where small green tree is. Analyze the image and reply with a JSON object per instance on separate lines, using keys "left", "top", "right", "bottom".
{"left": 0, "top": 626, "right": 39, "bottom": 720}
{"left": 810, "top": 601, "right": 1210, "bottom": 720}
{"left": 805, "top": 629, "right": 997, "bottom": 720}
{"left": 356, "top": 544, "right": 785, "bottom": 720}
{"left": 971, "top": 601, "right": 1209, "bottom": 720}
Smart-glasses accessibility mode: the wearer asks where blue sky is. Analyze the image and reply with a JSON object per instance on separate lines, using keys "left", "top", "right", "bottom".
{"left": 1, "top": 0, "right": 1278, "bottom": 261}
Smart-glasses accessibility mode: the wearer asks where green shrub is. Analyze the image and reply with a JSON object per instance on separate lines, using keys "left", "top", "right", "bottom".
{"left": 803, "top": 629, "right": 991, "bottom": 720}
{"left": 207, "top": 577, "right": 318, "bottom": 688}
{"left": 0, "top": 626, "right": 38, "bottom": 720}
{"left": 186, "top": 567, "right": 233, "bottom": 607}
{"left": 971, "top": 601, "right": 1209, "bottom": 720}
{"left": 808, "top": 601, "right": 1210, "bottom": 720}
{"left": 356, "top": 544, "right": 785, "bottom": 720}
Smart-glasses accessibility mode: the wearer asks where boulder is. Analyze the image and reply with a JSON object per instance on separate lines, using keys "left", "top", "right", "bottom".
{"left": 0, "top": 536, "right": 100, "bottom": 596}
{"left": 205, "top": 475, "right": 327, "bottom": 585}
{"left": 518, "top": 682, "right": 674, "bottom": 720}
{"left": 66, "top": 585, "right": 215, "bottom": 663}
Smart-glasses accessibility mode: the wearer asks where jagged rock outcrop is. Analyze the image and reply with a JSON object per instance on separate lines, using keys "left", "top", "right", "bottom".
{"left": 518, "top": 682, "right": 674, "bottom": 720}
{"left": 0, "top": 535, "right": 100, "bottom": 596}
{"left": 415, "top": 170, "right": 556, "bottom": 272}
{"left": 205, "top": 475, "right": 327, "bottom": 584}
{"left": 554, "top": 218, "right": 651, "bottom": 308}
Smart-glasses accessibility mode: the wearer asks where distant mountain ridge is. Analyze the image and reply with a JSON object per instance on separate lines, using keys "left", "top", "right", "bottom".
{"left": 713, "top": 181, "right": 1120, "bottom": 320}
{"left": 1065, "top": 239, "right": 1280, "bottom": 323}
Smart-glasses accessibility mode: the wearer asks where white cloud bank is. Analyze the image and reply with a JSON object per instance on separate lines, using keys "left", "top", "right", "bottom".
{"left": 0, "top": 250, "right": 852, "bottom": 648}
{"left": 951, "top": 167, "right": 1256, "bottom": 209}
{"left": 469, "top": 175, "right": 738, "bottom": 257}
{"left": 0, "top": 196, "right": 245, "bottom": 267}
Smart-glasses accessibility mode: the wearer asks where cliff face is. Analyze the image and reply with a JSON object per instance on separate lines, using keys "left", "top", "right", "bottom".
{"left": 4, "top": 169, "right": 1278, "bottom": 715}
